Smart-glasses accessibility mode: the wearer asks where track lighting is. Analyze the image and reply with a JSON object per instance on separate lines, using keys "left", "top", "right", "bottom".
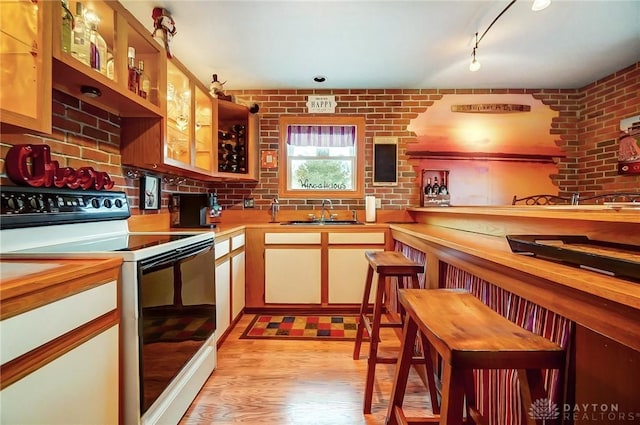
{"left": 468, "top": 0, "right": 550, "bottom": 72}
{"left": 470, "top": 33, "right": 481, "bottom": 72}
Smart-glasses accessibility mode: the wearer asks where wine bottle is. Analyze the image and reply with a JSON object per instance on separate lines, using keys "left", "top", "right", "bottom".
{"left": 71, "top": 2, "right": 90, "bottom": 65}
{"left": 127, "top": 47, "right": 138, "bottom": 94}
{"left": 138, "top": 60, "right": 149, "bottom": 99}
{"left": 432, "top": 177, "right": 440, "bottom": 195}
{"left": 424, "top": 177, "right": 433, "bottom": 196}
{"left": 61, "top": 0, "right": 73, "bottom": 54}
{"left": 440, "top": 174, "right": 448, "bottom": 195}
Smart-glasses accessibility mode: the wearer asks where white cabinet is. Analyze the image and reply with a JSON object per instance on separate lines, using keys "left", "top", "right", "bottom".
{"left": 215, "top": 239, "right": 231, "bottom": 339}
{"left": 265, "top": 248, "right": 322, "bottom": 303}
{"left": 0, "top": 259, "right": 121, "bottom": 425}
{"left": 328, "top": 232, "right": 386, "bottom": 304}
{"left": 1, "top": 326, "right": 119, "bottom": 424}
{"left": 328, "top": 248, "right": 383, "bottom": 303}
{"left": 264, "top": 232, "right": 322, "bottom": 304}
{"left": 231, "top": 233, "right": 246, "bottom": 321}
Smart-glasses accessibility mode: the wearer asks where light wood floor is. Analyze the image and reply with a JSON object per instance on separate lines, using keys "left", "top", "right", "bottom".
{"left": 180, "top": 314, "right": 436, "bottom": 425}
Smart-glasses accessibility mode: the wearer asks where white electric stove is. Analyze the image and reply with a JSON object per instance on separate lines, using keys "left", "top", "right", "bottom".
{"left": 0, "top": 186, "right": 217, "bottom": 425}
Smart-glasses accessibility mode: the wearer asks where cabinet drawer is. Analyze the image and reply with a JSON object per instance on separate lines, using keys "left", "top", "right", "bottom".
{"left": 0, "top": 280, "right": 117, "bottom": 364}
{"left": 265, "top": 232, "right": 321, "bottom": 244}
{"left": 215, "top": 239, "right": 230, "bottom": 259}
{"left": 231, "top": 233, "right": 245, "bottom": 250}
{"left": 328, "top": 232, "right": 385, "bottom": 245}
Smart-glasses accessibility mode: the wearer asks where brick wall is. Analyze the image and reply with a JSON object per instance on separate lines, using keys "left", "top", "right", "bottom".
{"left": 574, "top": 62, "right": 640, "bottom": 195}
{"left": 226, "top": 87, "right": 583, "bottom": 208}
{"left": 2, "top": 62, "right": 638, "bottom": 213}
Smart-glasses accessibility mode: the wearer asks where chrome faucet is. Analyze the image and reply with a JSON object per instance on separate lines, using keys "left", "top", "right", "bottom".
{"left": 320, "top": 199, "right": 333, "bottom": 222}
{"left": 270, "top": 197, "right": 279, "bottom": 222}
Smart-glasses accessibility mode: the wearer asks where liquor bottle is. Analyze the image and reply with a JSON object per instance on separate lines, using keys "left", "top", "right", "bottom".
{"left": 137, "top": 60, "right": 149, "bottom": 99}
{"left": 61, "top": 0, "right": 73, "bottom": 54}
{"left": 127, "top": 47, "right": 138, "bottom": 94}
{"left": 424, "top": 177, "right": 433, "bottom": 196}
{"left": 71, "top": 2, "right": 90, "bottom": 65}
{"left": 106, "top": 52, "right": 114, "bottom": 80}
{"left": 440, "top": 174, "right": 448, "bottom": 195}
{"left": 89, "top": 23, "right": 107, "bottom": 75}
{"left": 432, "top": 176, "right": 440, "bottom": 195}
{"left": 88, "top": 23, "right": 99, "bottom": 71}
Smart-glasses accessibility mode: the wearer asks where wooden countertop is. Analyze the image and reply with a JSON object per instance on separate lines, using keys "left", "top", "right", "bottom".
{"left": 0, "top": 257, "right": 123, "bottom": 319}
{"left": 390, "top": 223, "right": 640, "bottom": 310}
{"left": 408, "top": 205, "right": 640, "bottom": 223}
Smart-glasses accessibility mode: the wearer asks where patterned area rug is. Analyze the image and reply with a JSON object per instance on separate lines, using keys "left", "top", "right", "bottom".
{"left": 240, "top": 314, "right": 360, "bottom": 341}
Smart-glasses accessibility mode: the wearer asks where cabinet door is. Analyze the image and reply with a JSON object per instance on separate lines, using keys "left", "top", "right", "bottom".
{"left": 215, "top": 258, "right": 231, "bottom": 338}
{"left": 0, "top": 0, "right": 52, "bottom": 133}
{"left": 328, "top": 248, "right": 383, "bottom": 304}
{"left": 265, "top": 249, "right": 321, "bottom": 304}
{"left": 231, "top": 250, "right": 245, "bottom": 320}
{"left": 166, "top": 60, "right": 192, "bottom": 167}
{"left": 194, "top": 85, "right": 214, "bottom": 172}
{"left": 1, "top": 325, "right": 118, "bottom": 424}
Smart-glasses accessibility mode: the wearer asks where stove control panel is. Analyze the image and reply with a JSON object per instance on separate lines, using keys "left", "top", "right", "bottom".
{"left": 0, "top": 186, "right": 131, "bottom": 229}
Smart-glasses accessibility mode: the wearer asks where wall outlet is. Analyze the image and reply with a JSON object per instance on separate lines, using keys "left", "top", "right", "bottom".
{"left": 375, "top": 198, "right": 382, "bottom": 208}
{"left": 243, "top": 198, "right": 255, "bottom": 208}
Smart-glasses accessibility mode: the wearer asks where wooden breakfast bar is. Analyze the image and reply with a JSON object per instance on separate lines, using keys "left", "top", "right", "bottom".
{"left": 387, "top": 206, "right": 640, "bottom": 424}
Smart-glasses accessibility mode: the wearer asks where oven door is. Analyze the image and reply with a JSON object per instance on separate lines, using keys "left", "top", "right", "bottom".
{"left": 136, "top": 239, "right": 215, "bottom": 414}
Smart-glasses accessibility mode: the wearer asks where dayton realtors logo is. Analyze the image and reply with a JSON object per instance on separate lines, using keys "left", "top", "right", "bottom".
{"left": 530, "top": 399, "right": 640, "bottom": 422}
{"left": 529, "top": 398, "right": 560, "bottom": 424}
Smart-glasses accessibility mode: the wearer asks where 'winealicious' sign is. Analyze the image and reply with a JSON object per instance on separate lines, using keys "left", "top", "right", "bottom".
{"left": 5, "top": 144, "right": 115, "bottom": 190}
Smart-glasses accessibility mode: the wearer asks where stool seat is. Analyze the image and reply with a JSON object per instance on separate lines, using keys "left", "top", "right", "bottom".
{"left": 386, "top": 289, "right": 564, "bottom": 425}
{"left": 365, "top": 251, "right": 425, "bottom": 276}
{"left": 353, "top": 251, "right": 438, "bottom": 415}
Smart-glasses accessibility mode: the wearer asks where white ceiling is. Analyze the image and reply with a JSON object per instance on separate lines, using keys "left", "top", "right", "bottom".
{"left": 120, "top": 0, "right": 640, "bottom": 91}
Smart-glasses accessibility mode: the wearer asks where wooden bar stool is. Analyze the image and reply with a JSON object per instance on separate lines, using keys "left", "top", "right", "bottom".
{"left": 353, "top": 251, "right": 438, "bottom": 415}
{"left": 386, "top": 289, "right": 565, "bottom": 425}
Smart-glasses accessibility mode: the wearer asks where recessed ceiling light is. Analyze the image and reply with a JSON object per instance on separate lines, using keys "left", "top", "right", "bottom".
{"left": 313, "top": 75, "right": 326, "bottom": 83}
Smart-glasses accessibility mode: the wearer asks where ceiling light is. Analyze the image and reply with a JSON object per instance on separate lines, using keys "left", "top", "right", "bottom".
{"left": 313, "top": 75, "right": 326, "bottom": 83}
{"left": 467, "top": 0, "right": 548, "bottom": 72}
{"left": 531, "top": 0, "right": 551, "bottom": 11}
{"left": 470, "top": 49, "right": 481, "bottom": 72}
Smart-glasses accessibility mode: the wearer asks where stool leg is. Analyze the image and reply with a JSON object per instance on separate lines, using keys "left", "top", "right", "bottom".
{"left": 419, "top": 332, "right": 440, "bottom": 415}
{"left": 385, "top": 315, "right": 418, "bottom": 425}
{"left": 353, "top": 266, "right": 375, "bottom": 360}
{"left": 439, "top": 363, "right": 465, "bottom": 425}
{"left": 364, "top": 272, "right": 386, "bottom": 414}
{"left": 517, "top": 369, "right": 549, "bottom": 425}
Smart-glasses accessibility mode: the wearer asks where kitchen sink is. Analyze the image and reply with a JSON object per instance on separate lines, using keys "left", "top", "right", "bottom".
{"left": 280, "top": 220, "right": 364, "bottom": 225}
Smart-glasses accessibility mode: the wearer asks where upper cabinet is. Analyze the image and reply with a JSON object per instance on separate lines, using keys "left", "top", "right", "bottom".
{"left": 0, "top": 0, "right": 52, "bottom": 134}
{"left": 163, "top": 57, "right": 216, "bottom": 175}
{"left": 50, "top": 0, "right": 162, "bottom": 118}
{"left": 1, "top": 0, "right": 257, "bottom": 182}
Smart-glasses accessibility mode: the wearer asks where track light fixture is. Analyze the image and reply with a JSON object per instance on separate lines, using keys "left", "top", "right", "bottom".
{"left": 469, "top": 0, "right": 550, "bottom": 72}
{"left": 470, "top": 33, "right": 481, "bottom": 72}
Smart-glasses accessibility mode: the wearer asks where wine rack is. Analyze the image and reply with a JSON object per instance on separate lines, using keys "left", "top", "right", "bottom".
{"left": 218, "top": 124, "right": 247, "bottom": 173}
{"left": 217, "top": 99, "right": 252, "bottom": 175}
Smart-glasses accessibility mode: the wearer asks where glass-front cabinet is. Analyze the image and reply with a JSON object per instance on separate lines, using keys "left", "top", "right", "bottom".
{"left": 163, "top": 58, "right": 215, "bottom": 174}
{"left": 0, "top": 0, "right": 52, "bottom": 133}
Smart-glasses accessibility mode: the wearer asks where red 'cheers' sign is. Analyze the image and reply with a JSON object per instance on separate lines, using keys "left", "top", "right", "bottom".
{"left": 5, "top": 144, "right": 115, "bottom": 190}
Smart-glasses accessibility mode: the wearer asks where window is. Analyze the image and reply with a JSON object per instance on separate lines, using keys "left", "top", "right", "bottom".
{"left": 278, "top": 116, "right": 365, "bottom": 199}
